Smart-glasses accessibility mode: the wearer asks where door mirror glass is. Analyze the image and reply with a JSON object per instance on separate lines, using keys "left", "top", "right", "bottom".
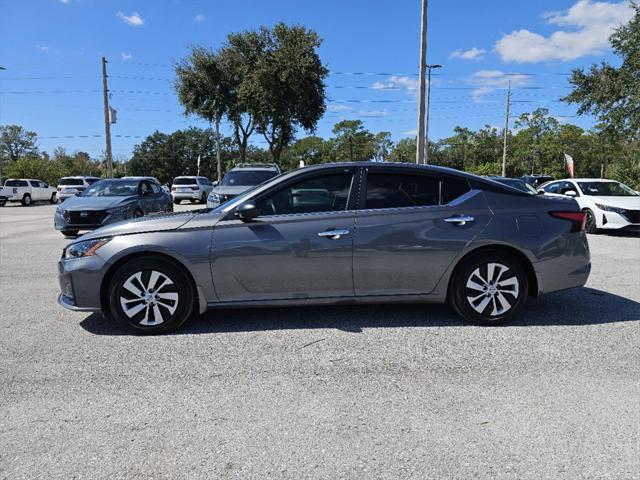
{"left": 537, "top": 188, "right": 545, "bottom": 194}
{"left": 564, "top": 190, "right": 577, "bottom": 197}
{"left": 236, "top": 202, "right": 259, "bottom": 221}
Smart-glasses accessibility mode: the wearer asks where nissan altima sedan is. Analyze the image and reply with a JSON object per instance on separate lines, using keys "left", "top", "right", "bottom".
{"left": 54, "top": 178, "right": 173, "bottom": 237}
{"left": 58, "top": 162, "right": 591, "bottom": 334}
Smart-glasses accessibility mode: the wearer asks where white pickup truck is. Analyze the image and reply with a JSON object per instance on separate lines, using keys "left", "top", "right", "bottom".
{"left": 1, "top": 179, "right": 58, "bottom": 206}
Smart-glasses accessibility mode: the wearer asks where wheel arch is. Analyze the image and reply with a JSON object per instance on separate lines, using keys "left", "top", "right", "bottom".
{"left": 447, "top": 244, "right": 539, "bottom": 299}
{"left": 100, "top": 251, "right": 204, "bottom": 314}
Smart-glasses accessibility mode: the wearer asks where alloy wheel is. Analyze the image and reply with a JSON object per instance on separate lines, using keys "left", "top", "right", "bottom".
{"left": 465, "top": 262, "right": 520, "bottom": 317}
{"left": 119, "top": 270, "right": 179, "bottom": 326}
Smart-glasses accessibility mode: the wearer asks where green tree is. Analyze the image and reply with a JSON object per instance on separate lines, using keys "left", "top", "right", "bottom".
{"left": 280, "top": 136, "right": 328, "bottom": 170}
{"left": 175, "top": 47, "right": 232, "bottom": 182}
{"left": 5, "top": 155, "right": 67, "bottom": 185}
{"left": 389, "top": 137, "right": 416, "bottom": 163}
{"left": 562, "top": 2, "right": 639, "bottom": 140}
{"left": 331, "top": 120, "right": 374, "bottom": 161}
{"left": 514, "top": 108, "right": 560, "bottom": 174}
{"left": 372, "top": 132, "right": 393, "bottom": 162}
{"left": 0, "top": 125, "right": 39, "bottom": 180}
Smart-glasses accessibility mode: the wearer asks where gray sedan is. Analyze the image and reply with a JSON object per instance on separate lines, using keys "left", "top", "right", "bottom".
{"left": 58, "top": 163, "right": 591, "bottom": 334}
{"left": 54, "top": 178, "right": 173, "bottom": 237}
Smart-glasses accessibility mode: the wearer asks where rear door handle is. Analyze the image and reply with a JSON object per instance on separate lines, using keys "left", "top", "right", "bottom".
{"left": 444, "top": 215, "right": 475, "bottom": 226}
{"left": 318, "top": 229, "right": 350, "bottom": 239}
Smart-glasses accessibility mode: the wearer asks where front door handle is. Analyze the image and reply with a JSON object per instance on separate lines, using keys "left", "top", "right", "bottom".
{"left": 318, "top": 229, "right": 350, "bottom": 240}
{"left": 444, "top": 215, "right": 475, "bottom": 226}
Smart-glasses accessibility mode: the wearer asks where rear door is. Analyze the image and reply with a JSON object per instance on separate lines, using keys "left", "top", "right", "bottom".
{"left": 353, "top": 168, "right": 492, "bottom": 296}
{"left": 211, "top": 168, "right": 357, "bottom": 302}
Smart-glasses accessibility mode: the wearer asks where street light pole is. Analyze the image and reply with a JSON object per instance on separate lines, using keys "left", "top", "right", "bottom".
{"left": 0, "top": 65, "right": 6, "bottom": 183}
{"left": 101, "top": 57, "right": 114, "bottom": 179}
{"left": 415, "top": 0, "right": 429, "bottom": 164}
{"left": 424, "top": 64, "right": 441, "bottom": 165}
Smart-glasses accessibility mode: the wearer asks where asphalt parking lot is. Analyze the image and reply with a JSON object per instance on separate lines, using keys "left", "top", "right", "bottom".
{"left": 1, "top": 202, "right": 638, "bottom": 479}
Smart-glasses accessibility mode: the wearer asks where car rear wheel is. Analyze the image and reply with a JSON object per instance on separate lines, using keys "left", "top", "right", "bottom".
{"left": 22, "top": 194, "right": 32, "bottom": 206}
{"left": 583, "top": 208, "right": 597, "bottom": 234}
{"left": 133, "top": 209, "right": 144, "bottom": 218}
{"left": 0, "top": 198, "right": 6, "bottom": 207}
{"left": 108, "top": 258, "right": 195, "bottom": 334}
{"left": 174, "top": 199, "right": 181, "bottom": 205}
{"left": 50, "top": 193, "right": 58, "bottom": 204}
{"left": 201, "top": 192, "right": 207, "bottom": 204}
{"left": 450, "top": 251, "right": 528, "bottom": 326}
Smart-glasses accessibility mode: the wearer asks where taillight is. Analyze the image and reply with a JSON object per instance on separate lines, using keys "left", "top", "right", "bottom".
{"left": 171, "top": 187, "right": 176, "bottom": 191}
{"left": 191, "top": 186, "right": 199, "bottom": 191}
{"left": 550, "top": 211, "right": 586, "bottom": 232}
{"left": 57, "top": 187, "right": 62, "bottom": 191}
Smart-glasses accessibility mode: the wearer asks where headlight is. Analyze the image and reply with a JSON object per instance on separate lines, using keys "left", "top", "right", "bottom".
{"left": 64, "top": 238, "right": 111, "bottom": 259}
{"left": 208, "top": 193, "right": 220, "bottom": 203}
{"left": 106, "top": 204, "right": 134, "bottom": 216}
{"left": 595, "top": 203, "right": 627, "bottom": 215}
{"left": 56, "top": 205, "right": 65, "bottom": 214}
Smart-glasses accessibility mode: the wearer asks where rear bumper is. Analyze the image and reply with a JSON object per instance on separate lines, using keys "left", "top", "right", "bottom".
{"left": 172, "top": 192, "right": 202, "bottom": 200}
{"left": 533, "top": 233, "right": 591, "bottom": 295}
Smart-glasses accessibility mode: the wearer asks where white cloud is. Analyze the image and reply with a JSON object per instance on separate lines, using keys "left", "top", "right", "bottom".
{"left": 357, "top": 109, "right": 388, "bottom": 118}
{"left": 450, "top": 47, "right": 486, "bottom": 61}
{"left": 194, "top": 14, "right": 205, "bottom": 22}
{"left": 38, "top": 45, "right": 50, "bottom": 52}
{"left": 404, "top": 129, "right": 418, "bottom": 136}
{"left": 121, "top": 52, "right": 133, "bottom": 61}
{"left": 327, "top": 104, "right": 353, "bottom": 113}
{"left": 372, "top": 75, "right": 419, "bottom": 95}
{"left": 467, "top": 70, "right": 530, "bottom": 101}
{"left": 117, "top": 11, "right": 144, "bottom": 27}
{"left": 495, "top": 0, "right": 633, "bottom": 63}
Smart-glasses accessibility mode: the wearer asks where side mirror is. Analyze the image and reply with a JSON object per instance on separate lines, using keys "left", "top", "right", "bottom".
{"left": 212, "top": 181, "right": 219, "bottom": 187}
{"left": 564, "top": 190, "right": 577, "bottom": 197}
{"left": 537, "top": 188, "right": 545, "bottom": 194}
{"left": 235, "top": 202, "right": 259, "bottom": 221}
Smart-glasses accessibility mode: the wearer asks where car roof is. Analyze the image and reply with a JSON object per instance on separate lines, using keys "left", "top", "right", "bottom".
{"left": 230, "top": 163, "right": 279, "bottom": 171}
{"left": 60, "top": 176, "right": 100, "bottom": 179}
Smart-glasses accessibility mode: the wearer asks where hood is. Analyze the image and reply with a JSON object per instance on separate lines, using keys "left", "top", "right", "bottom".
{"left": 592, "top": 196, "right": 640, "bottom": 209}
{"left": 59, "top": 195, "right": 136, "bottom": 210}
{"left": 212, "top": 185, "right": 253, "bottom": 196}
{"left": 78, "top": 211, "right": 198, "bottom": 241}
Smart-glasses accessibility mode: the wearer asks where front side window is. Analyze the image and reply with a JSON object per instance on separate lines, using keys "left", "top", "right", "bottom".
{"left": 365, "top": 173, "right": 439, "bottom": 209}
{"left": 256, "top": 173, "right": 353, "bottom": 216}
{"left": 150, "top": 182, "right": 162, "bottom": 194}
{"left": 30, "top": 180, "right": 41, "bottom": 187}
{"left": 543, "top": 182, "right": 561, "bottom": 194}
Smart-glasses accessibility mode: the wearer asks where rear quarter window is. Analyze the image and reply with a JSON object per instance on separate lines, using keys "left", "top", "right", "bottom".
{"left": 441, "top": 177, "right": 471, "bottom": 204}
{"left": 5, "top": 180, "right": 29, "bottom": 187}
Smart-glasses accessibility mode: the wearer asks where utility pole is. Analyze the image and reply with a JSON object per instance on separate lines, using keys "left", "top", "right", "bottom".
{"left": 0, "top": 66, "right": 5, "bottom": 183}
{"left": 101, "top": 57, "right": 114, "bottom": 178}
{"left": 415, "top": 0, "right": 428, "bottom": 164}
{"left": 501, "top": 81, "right": 511, "bottom": 177}
{"left": 424, "top": 63, "right": 442, "bottom": 165}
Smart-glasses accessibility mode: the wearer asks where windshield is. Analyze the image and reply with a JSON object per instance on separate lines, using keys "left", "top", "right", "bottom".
{"left": 81, "top": 180, "right": 139, "bottom": 197}
{"left": 492, "top": 177, "right": 538, "bottom": 195}
{"left": 173, "top": 177, "right": 197, "bottom": 185}
{"left": 577, "top": 181, "right": 638, "bottom": 197}
{"left": 59, "top": 178, "right": 85, "bottom": 186}
{"left": 221, "top": 170, "right": 278, "bottom": 187}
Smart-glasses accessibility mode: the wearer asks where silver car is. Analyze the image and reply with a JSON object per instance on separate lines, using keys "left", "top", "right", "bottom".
{"left": 58, "top": 163, "right": 591, "bottom": 334}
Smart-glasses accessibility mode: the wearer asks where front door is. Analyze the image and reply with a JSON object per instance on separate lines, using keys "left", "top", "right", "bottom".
{"left": 353, "top": 169, "right": 492, "bottom": 296}
{"left": 211, "top": 169, "right": 357, "bottom": 302}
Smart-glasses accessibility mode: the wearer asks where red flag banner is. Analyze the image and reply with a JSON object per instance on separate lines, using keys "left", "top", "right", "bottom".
{"left": 564, "top": 153, "right": 575, "bottom": 178}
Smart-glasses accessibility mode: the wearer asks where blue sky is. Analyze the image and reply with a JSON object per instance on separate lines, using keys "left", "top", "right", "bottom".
{"left": 0, "top": 0, "right": 633, "bottom": 159}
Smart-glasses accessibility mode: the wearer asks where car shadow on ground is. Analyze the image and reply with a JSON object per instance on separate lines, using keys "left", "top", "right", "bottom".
{"left": 79, "top": 287, "right": 640, "bottom": 336}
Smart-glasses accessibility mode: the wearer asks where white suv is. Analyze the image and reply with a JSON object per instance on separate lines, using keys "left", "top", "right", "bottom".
{"left": 57, "top": 176, "right": 102, "bottom": 201}
{"left": 171, "top": 176, "right": 214, "bottom": 204}
{"left": 3, "top": 179, "right": 58, "bottom": 206}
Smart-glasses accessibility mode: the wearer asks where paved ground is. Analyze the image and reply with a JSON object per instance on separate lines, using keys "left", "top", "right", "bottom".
{"left": 1, "top": 202, "right": 638, "bottom": 480}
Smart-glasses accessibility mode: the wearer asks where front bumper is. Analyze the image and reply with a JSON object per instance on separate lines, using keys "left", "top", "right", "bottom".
{"left": 597, "top": 209, "right": 640, "bottom": 230}
{"left": 57, "top": 256, "right": 106, "bottom": 311}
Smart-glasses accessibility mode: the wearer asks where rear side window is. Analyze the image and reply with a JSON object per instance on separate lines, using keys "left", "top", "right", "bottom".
{"left": 5, "top": 180, "right": 28, "bottom": 187}
{"left": 441, "top": 177, "right": 471, "bottom": 204}
{"left": 365, "top": 173, "right": 442, "bottom": 209}
{"left": 173, "top": 177, "right": 197, "bottom": 185}
{"left": 59, "top": 178, "right": 85, "bottom": 186}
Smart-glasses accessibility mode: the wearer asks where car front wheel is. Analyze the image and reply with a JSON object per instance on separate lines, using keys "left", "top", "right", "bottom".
{"left": 583, "top": 208, "right": 597, "bottom": 234}
{"left": 108, "top": 257, "right": 195, "bottom": 334}
{"left": 450, "top": 251, "right": 528, "bottom": 326}
{"left": 50, "top": 193, "right": 58, "bottom": 204}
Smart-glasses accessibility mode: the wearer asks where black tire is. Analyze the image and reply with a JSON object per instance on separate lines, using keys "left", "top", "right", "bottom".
{"left": 50, "top": 193, "right": 58, "bottom": 204}
{"left": 21, "top": 194, "right": 32, "bottom": 206}
{"left": 174, "top": 199, "right": 181, "bottom": 205}
{"left": 0, "top": 198, "right": 6, "bottom": 207}
{"left": 133, "top": 209, "right": 144, "bottom": 218}
{"left": 108, "top": 257, "right": 195, "bottom": 334}
{"left": 166, "top": 203, "right": 173, "bottom": 213}
{"left": 201, "top": 192, "right": 207, "bottom": 204}
{"left": 583, "top": 208, "right": 598, "bottom": 234}
{"left": 449, "top": 250, "right": 529, "bottom": 326}
{"left": 61, "top": 230, "right": 79, "bottom": 237}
